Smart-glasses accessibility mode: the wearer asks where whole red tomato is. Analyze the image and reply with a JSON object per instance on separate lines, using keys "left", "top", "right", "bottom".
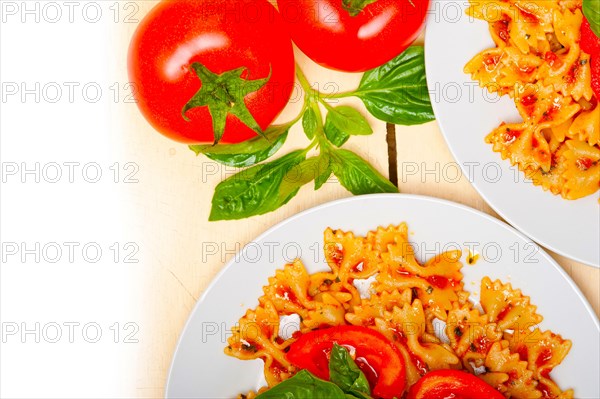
{"left": 128, "top": 0, "right": 295, "bottom": 144}
{"left": 276, "top": 0, "right": 429, "bottom": 72}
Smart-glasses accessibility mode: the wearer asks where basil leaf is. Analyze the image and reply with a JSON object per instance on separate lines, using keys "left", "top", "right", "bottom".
{"left": 329, "top": 344, "right": 371, "bottom": 396}
{"left": 189, "top": 124, "right": 289, "bottom": 168}
{"left": 209, "top": 150, "right": 305, "bottom": 221}
{"left": 354, "top": 46, "right": 435, "bottom": 126}
{"left": 277, "top": 156, "right": 319, "bottom": 204}
{"left": 583, "top": 0, "right": 600, "bottom": 38}
{"left": 330, "top": 149, "right": 398, "bottom": 194}
{"left": 255, "top": 369, "right": 347, "bottom": 399}
{"left": 324, "top": 116, "right": 350, "bottom": 147}
{"left": 314, "top": 156, "right": 332, "bottom": 190}
{"left": 302, "top": 107, "right": 318, "bottom": 140}
{"left": 327, "top": 106, "right": 373, "bottom": 136}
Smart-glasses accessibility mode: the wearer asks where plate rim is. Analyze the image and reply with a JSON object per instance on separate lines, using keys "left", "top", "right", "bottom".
{"left": 423, "top": 6, "right": 600, "bottom": 268}
{"left": 165, "top": 193, "right": 600, "bottom": 397}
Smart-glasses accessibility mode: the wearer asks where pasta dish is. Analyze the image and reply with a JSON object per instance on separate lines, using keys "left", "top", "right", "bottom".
{"left": 464, "top": 0, "right": 599, "bottom": 200}
{"left": 226, "top": 224, "right": 573, "bottom": 398}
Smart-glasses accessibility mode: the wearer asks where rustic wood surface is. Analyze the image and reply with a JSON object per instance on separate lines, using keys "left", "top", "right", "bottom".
{"left": 120, "top": 4, "right": 599, "bottom": 397}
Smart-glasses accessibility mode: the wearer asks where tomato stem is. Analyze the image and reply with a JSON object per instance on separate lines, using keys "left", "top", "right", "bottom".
{"left": 295, "top": 65, "right": 313, "bottom": 94}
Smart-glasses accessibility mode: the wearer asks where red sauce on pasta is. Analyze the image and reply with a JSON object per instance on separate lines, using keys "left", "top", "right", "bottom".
{"left": 394, "top": 332, "right": 428, "bottom": 375}
{"left": 540, "top": 368, "right": 551, "bottom": 379}
{"left": 521, "top": 94, "right": 537, "bottom": 116}
{"left": 544, "top": 51, "right": 562, "bottom": 68}
{"left": 269, "top": 359, "right": 289, "bottom": 382}
{"left": 425, "top": 275, "right": 459, "bottom": 290}
{"left": 537, "top": 382, "right": 553, "bottom": 399}
{"left": 519, "top": 65, "right": 536, "bottom": 75}
{"left": 542, "top": 103, "right": 560, "bottom": 121}
{"left": 497, "top": 304, "right": 513, "bottom": 320}
{"left": 503, "top": 128, "right": 522, "bottom": 144}
{"left": 576, "top": 157, "right": 594, "bottom": 171}
{"left": 516, "top": 5, "right": 539, "bottom": 23}
{"left": 276, "top": 286, "right": 300, "bottom": 305}
{"left": 493, "top": 18, "right": 510, "bottom": 42}
{"left": 326, "top": 241, "right": 344, "bottom": 267}
{"left": 565, "top": 65, "right": 578, "bottom": 84}
{"left": 521, "top": 94, "right": 537, "bottom": 106}
{"left": 536, "top": 347, "right": 553, "bottom": 367}
{"left": 474, "top": 335, "right": 494, "bottom": 354}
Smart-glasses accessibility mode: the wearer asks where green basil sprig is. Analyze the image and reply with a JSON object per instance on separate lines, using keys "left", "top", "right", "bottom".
{"left": 583, "top": 0, "right": 600, "bottom": 38}
{"left": 191, "top": 46, "right": 434, "bottom": 221}
{"left": 255, "top": 345, "right": 373, "bottom": 399}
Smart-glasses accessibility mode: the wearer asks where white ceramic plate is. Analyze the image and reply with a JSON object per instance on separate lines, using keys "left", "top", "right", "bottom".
{"left": 166, "top": 195, "right": 599, "bottom": 398}
{"left": 424, "top": 0, "right": 600, "bottom": 267}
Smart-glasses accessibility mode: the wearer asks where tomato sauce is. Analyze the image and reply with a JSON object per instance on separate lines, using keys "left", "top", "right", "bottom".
{"left": 537, "top": 382, "right": 553, "bottom": 399}
{"left": 425, "top": 275, "right": 459, "bottom": 290}
{"left": 516, "top": 5, "right": 539, "bottom": 23}
{"left": 542, "top": 103, "right": 560, "bottom": 121}
{"left": 493, "top": 18, "right": 510, "bottom": 42}
{"left": 503, "top": 128, "right": 522, "bottom": 144}
{"left": 521, "top": 94, "right": 537, "bottom": 116}
{"left": 545, "top": 51, "right": 562, "bottom": 68}
{"left": 565, "top": 65, "right": 578, "bottom": 84}
{"left": 327, "top": 243, "right": 344, "bottom": 267}
{"left": 395, "top": 332, "right": 428, "bottom": 375}
{"left": 536, "top": 347, "right": 553, "bottom": 367}
{"left": 474, "top": 335, "right": 494, "bottom": 354}
{"left": 497, "top": 304, "right": 513, "bottom": 320}
{"left": 576, "top": 157, "right": 594, "bottom": 171}
{"left": 276, "top": 285, "right": 300, "bottom": 305}
{"left": 517, "top": 345, "right": 528, "bottom": 361}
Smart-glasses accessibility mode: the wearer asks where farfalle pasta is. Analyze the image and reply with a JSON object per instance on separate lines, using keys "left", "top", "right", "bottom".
{"left": 226, "top": 224, "right": 573, "bottom": 398}
{"left": 464, "top": 0, "right": 599, "bottom": 199}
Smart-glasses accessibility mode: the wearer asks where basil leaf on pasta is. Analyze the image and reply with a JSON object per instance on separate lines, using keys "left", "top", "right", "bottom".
{"left": 255, "top": 370, "right": 347, "bottom": 399}
{"left": 330, "top": 149, "right": 398, "bottom": 194}
{"left": 583, "top": 0, "right": 600, "bottom": 38}
{"left": 209, "top": 150, "right": 304, "bottom": 220}
{"left": 354, "top": 46, "right": 435, "bottom": 126}
{"left": 190, "top": 124, "right": 289, "bottom": 168}
{"left": 329, "top": 344, "right": 372, "bottom": 397}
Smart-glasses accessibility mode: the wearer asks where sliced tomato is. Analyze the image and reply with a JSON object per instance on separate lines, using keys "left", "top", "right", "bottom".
{"left": 581, "top": 18, "right": 600, "bottom": 56}
{"left": 407, "top": 369, "right": 505, "bottom": 399}
{"left": 580, "top": 17, "right": 600, "bottom": 99}
{"left": 286, "top": 325, "right": 406, "bottom": 398}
